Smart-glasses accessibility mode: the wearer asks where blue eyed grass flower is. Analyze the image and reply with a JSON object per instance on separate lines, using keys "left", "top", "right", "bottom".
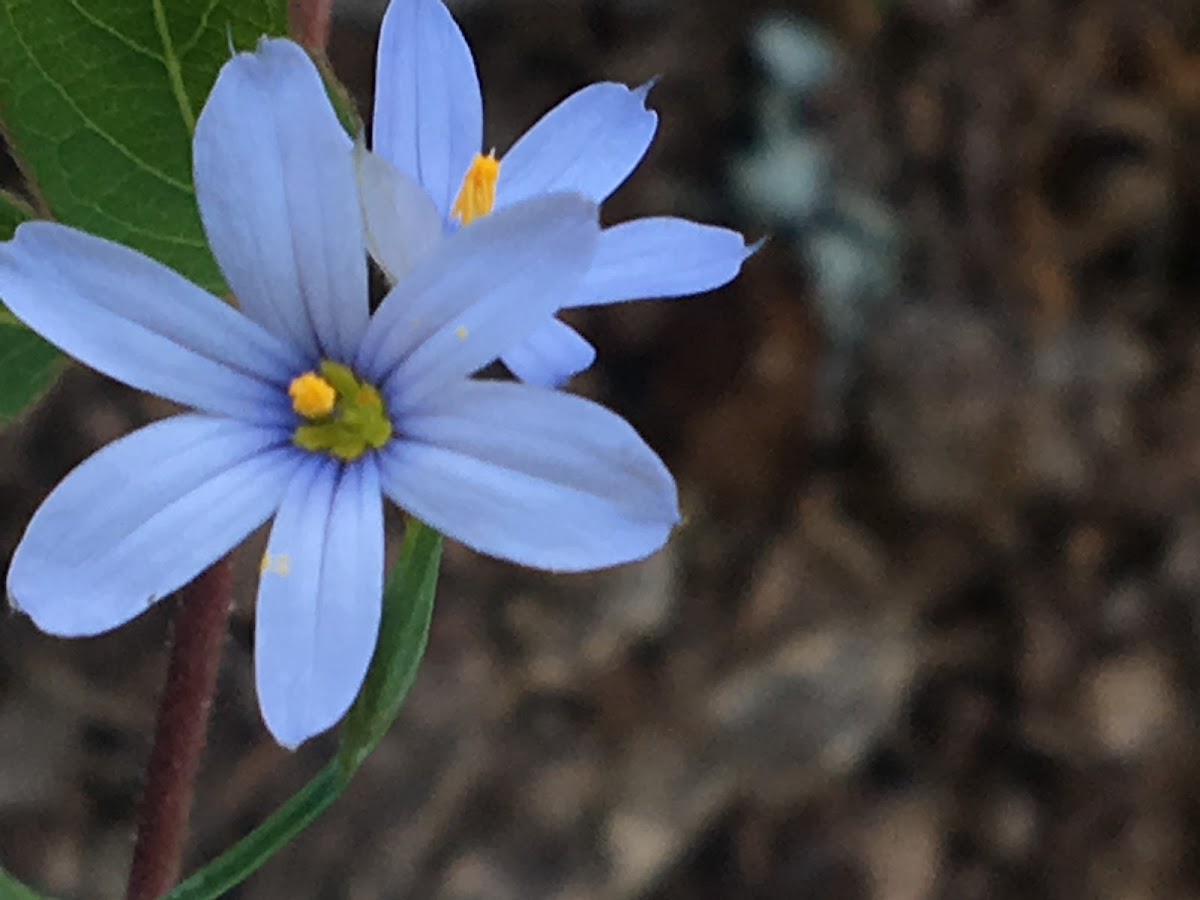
{"left": 0, "top": 39, "right": 678, "bottom": 750}
{"left": 367, "top": 0, "right": 757, "bottom": 388}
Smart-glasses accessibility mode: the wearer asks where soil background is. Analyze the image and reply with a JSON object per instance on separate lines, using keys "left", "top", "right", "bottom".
{"left": 6, "top": 0, "right": 1200, "bottom": 898}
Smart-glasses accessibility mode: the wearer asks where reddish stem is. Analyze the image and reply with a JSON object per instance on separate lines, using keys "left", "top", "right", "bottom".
{"left": 126, "top": 556, "right": 235, "bottom": 900}
{"left": 289, "top": 0, "right": 335, "bottom": 54}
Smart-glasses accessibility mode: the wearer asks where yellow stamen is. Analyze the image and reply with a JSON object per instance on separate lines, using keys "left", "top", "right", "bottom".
{"left": 451, "top": 152, "right": 500, "bottom": 226}
{"left": 455, "top": 325, "right": 469, "bottom": 341}
{"left": 290, "top": 360, "right": 393, "bottom": 462}
{"left": 289, "top": 372, "right": 337, "bottom": 419}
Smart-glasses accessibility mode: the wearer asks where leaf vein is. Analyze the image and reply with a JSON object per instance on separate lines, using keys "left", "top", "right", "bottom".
{"left": 63, "top": 0, "right": 162, "bottom": 61}
{"left": 177, "top": 0, "right": 226, "bottom": 58}
{"left": 152, "top": 0, "right": 196, "bottom": 133}
{"left": 4, "top": 13, "right": 192, "bottom": 194}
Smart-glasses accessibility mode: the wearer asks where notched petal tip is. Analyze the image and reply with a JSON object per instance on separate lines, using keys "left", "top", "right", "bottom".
{"left": 632, "top": 75, "right": 661, "bottom": 102}
{"left": 232, "top": 36, "right": 308, "bottom": 72}
{"left": 254, "top": 35, "right": 307, "bottom": 60}
{"left": 275, "top": 735, "right": 303, "bottom": 751}
{"left": 496, "top": 81, "right": 659, "bottom": 207}
{"left": 745, "top": 235, "right": 769, "bottom": 257}
{"left": 569, "top": 216, "right": 754, "bottom": 310}
{"left": 263, "top": 714, "right": 309, "bottom": 751}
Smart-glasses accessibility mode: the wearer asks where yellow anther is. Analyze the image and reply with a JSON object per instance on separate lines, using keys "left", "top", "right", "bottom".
{"left": 289, "top": 360, "right": 393, "bottom": 462}
{"left": 455, "top": 325, "right": 469, "bottom": 341}
{"left": 451, "top": 151, "right": 500, "bottom": 226}
{"left": 289, "top": 372, "right": 337, "bottom": 419}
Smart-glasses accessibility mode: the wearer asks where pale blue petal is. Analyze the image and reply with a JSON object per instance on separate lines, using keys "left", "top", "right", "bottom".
{"left": 501, "top": 318, "right": 596, "bottom": 387}
{"left": 380, "top": 381, "right": 679, "bottom": 571}
{"left": 358, "top": 194, "right": 599, "bottom": 406}
{"left": 7, "top": 415, "right": 297, "bottom": 637}
{"left": 373, "top": 0, "right": 483, "bottom": 220}
{"left": 195, "top": 38, "right": 368, "bottom": 362}
{"left": 355, "top": 142, "right": 444, "bottom": 283}
{"left": 569, "top": 217, "right": 756, "bottom": 309}
{"left": 495, "top": 82, "right": 658, "bottom": 208}
{"left": 255, "top": 455, "right": 384, "bottom": 749}
{"left": 0, "top": 223, "right": 301, "bottom": 426}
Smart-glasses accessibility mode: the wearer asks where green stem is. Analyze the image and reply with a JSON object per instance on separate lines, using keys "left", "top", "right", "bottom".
{"left": 164, "top": 763, "right": 346, "bottom": 900}
{"left": 0, "top": 864, "right": 49, "bottom": 899}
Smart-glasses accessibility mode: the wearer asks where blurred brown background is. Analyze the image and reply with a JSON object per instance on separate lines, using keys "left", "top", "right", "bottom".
{"left": 7, "top": 0, "right": 1200, "bottom": 897}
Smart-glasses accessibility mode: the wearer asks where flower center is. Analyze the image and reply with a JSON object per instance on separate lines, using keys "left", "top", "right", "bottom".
{"left": 451, "top": 151, "right": 500, "bottom": 226}
{"left": 288, "top": 361, "right": 393, "bottom": 462}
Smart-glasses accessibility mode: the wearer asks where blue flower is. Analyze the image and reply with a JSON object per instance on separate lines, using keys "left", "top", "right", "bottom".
{"left": 0, "top": 40, "right": 678, "bottom": 749}
{"left": 368, "top": 0, "right": 756, "bottom": 388}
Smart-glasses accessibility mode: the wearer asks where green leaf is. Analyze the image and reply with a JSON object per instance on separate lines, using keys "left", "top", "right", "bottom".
{"left": 165, "top": 520, "right": 443, "bottom": 900}
{"left": 0, "top": 188, "right": 34, "bottom": 239}
{"left": 0, "top": 323, "right": 61, "bottom": 424}
{"left": 0, "top": 0, "right": 288, "bottom": 294}
{"left": 0, "top": 863, "right": 52, "bottom": 899}
{"left": 338, "top": 518, "right": 442, "bottom": 775}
